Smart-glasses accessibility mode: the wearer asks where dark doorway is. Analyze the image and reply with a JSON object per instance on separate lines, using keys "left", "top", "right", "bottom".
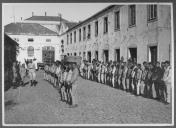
{"left": 87, "top": 51, "right": 91, "bottom": 63}
{"left": 149, "top": 46, "right": 157, "bottom": 64}
{"left": 42, "top": 46, "right": 55, "bottom": 65}
{"left": 95, "top": 51, "right": 98, "bottom": 60}
{"left": 103, "top": 50, "right": 109, "bottom": 63}
{"left": 115, "top": 49, "right": 120, "bottom": 62}
{"left": 129, "top": 48, "right": 137, "bottom": 63}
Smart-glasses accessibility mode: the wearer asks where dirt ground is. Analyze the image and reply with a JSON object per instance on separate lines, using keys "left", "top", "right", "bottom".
{"left": 4, "top": 70, "right": 172, "bottom": 124}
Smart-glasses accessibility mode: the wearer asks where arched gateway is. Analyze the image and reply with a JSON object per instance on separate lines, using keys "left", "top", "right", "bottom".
{"left": 42, "top": 46, "right": 55, "bottom": 65}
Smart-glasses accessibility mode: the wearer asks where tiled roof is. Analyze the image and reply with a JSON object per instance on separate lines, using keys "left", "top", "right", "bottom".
{"left": 4, "top": 22, "right": 58, "bottom": 36}
{"left": 26, "top": 16, "right": 68, "bottom": 23}
{"left": 25, "top": 16, "right": 78, "bottom": 29}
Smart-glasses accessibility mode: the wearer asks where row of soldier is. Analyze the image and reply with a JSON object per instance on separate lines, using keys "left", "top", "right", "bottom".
{"left": 80, "top": 58, "right": 172, "bottom": 104}
{"left": 44, "top": 60, "right": 79, "bottom": 108}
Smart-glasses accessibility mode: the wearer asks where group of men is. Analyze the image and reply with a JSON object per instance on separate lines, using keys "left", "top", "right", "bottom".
{"left": 12, "top": 59, "right": 37, "bottom": 88}
{"left": 80, "top": 58, "right": 172, "bottom": 104}
{"left": 44, "top": 58, "right": 80, "bottom": 108}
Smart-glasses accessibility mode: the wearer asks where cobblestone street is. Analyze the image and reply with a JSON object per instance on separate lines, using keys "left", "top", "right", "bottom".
{"left": 5, "top": 71, "right": 172, "bottom": 124}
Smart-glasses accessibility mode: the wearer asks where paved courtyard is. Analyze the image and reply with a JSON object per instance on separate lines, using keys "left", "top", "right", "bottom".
{"left": 4, "top": 70, "right": 172, "bottom": 124}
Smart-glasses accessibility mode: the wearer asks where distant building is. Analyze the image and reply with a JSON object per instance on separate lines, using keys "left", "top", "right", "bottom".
{"left": 4, "top": 13, "right": 78, "bottom": 65}
{"left": 4, "top": 22, "right": 59, "bottom": 64}
{"left": 62, "top": 4, "right": 172, "bottom": 64}
{"left": 25, "top": 12, "right": 77, "bottom": 35}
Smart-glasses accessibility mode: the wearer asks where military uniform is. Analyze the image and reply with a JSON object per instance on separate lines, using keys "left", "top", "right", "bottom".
{"left": 135, "top": 66, "right": 142, "bottom": 95}
{"left": 97, "top": 63, "right": 102, "bottom": 83}
{"left": 118, "top": 65, "right": 123, "bottom": 88}
{"left": 163, "top": 65, "right": 172, "bottom": 103}
{"left": 122, "top": 64, "right": 128, "bottom": 90}
{"left": 112, "top": 65, "right": 116, "bottom": 88}
{"left": 28, "top": 62, "right": 36, "bottom": 86}
{"left": 140, "top": 66, "right": 148, "bottom": 95}
{"left": 101, "top": 64, "right": 105, "bottom": 84}
{"left": 66, "top": 68, "right": 73, "bottom": 104}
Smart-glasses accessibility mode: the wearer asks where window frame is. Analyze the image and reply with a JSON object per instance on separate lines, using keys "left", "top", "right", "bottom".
{"left": 114, "top": 10, "right": 120, "bottom": 31}
{"left": 104, "top": 16, "right": 108, "bottom": 34}
{"left": 27, "top": 46, "right": 34, "bottom": 57}
{"left": 74, "top": 31, "right": 76, "bottom": 43}
{"left": 128, "top": 5, "right": 136, "bottom": 27}
{"left": 147, "top": 5, "right": 157, "bottom": 22}
{"left": 70, "top": 33, "right": 72, "bottom": 44}
{"left": 83, "top": 26, "right": 86, "bottom": 41}
{"left": 79, "top": 28, "right": 81, "bottom": 41}
{"left": 95, "top": 21, "right": 98, "bottom": 37}
{"left": 67, "top": 34, "right": 69, "bottom": 45}
{"left": 87, "top": 24, "right": 91, "bottom": 39}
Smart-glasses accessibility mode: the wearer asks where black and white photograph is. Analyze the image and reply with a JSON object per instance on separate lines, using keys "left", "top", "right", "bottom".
{"left": 2, "top": 2, "right": 174, "bottom": 126}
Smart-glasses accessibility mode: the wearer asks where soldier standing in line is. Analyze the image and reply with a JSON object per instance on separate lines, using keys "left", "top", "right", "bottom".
{"left": 122, "top": 62, "right": 128, "bottom": 91}
{"left": 112, "top": 62, "right": 117, "bottom": 88}
{"left": 146, "top": 63, "right": 153, "bottom": 98}
{"left": 135, "top": 64, "right": 142, "bottom": 95}
{"left": 61, "top": 63, "right": 68, "bottom": 102}
{"left": 163, "top": 61, "right": 172, "bottom": 104}
{"left": 160, "top": 62, "right": 166, "bottom": 102}
{"left": 101, "top": 62, "right": 105, "bottom": 84}
{"left": 109, "top": 61, "right": 113, "bottom": 86}
{"left": 118, "top": 62, "right": 123, "bottom": 89}
{"left": 66, "top": 63, "right": 73, "bottom": 104}
{"left": 92, "top": 61, "right": 97, "bottom": 82}
{"left": 87, "top": 62, "right": 91, "bottom": 80}
{"left": 140, "top": 62, "right": 148, "bottom": 96}
{"left": 85, "top": 61, "right": 88, "bottom": 80}
{"left": 27, "top": 59, "right": 36, "bottom": 86}
{"left": 106, "top": 62, "right": 110, "bottom": 85}
{"left": 152, "top": 62, "right": 162, "bottom": 100}
{"left": 55, "top": 61, "right": 61, "bottom": 89}
{"left": 126, "top": 61, "right": 132, "bottom": 92}
{"left": 80, "top": 60, "right": 84, "bottom": 77}
{"left": 97, "top": 62, "right": 101, "bottom": 83}
{"left": 114, "top": 62, "right": 119, "bottom": 88}
{"left": 131, "top": 62, "right": 137, "bottom": 93}
{"left": 69, "top": 62, "right": 80, "bottom": 108}
{"left": 104, "top": 62, "right": 108, "bottom": 84}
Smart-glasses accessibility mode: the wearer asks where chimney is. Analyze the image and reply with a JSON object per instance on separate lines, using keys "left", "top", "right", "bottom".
{"left": 32, "top": 12, "right": 34, "bottom": 16}
{"left": 45, "top": 12, "right": 47, "bottom": 16}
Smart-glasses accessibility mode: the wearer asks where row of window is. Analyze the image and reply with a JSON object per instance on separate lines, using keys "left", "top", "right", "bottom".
{"left": 13, "top": 38, "right": 52, "bottom": 42}
{"left": 67, "top": 5, "right": 157, "bottom": 44}
{"left": 66, "top": 45, "right": 158, "bottom": 64}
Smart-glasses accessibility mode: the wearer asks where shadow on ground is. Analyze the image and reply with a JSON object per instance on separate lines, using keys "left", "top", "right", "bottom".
{"left": 5, "top": 100, "right": 18, "bottom": 110}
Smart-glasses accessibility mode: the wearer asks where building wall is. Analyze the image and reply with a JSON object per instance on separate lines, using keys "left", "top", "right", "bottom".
{"left": 63, "top": 4, "right": 171, "bottom": 64}
{"left": 8, "top": 34, "right": 61, "bottom": 64}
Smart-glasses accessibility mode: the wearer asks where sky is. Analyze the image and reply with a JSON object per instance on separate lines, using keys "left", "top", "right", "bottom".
{"left": 2, "top": 3, "right": 117, "bottom": 26}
